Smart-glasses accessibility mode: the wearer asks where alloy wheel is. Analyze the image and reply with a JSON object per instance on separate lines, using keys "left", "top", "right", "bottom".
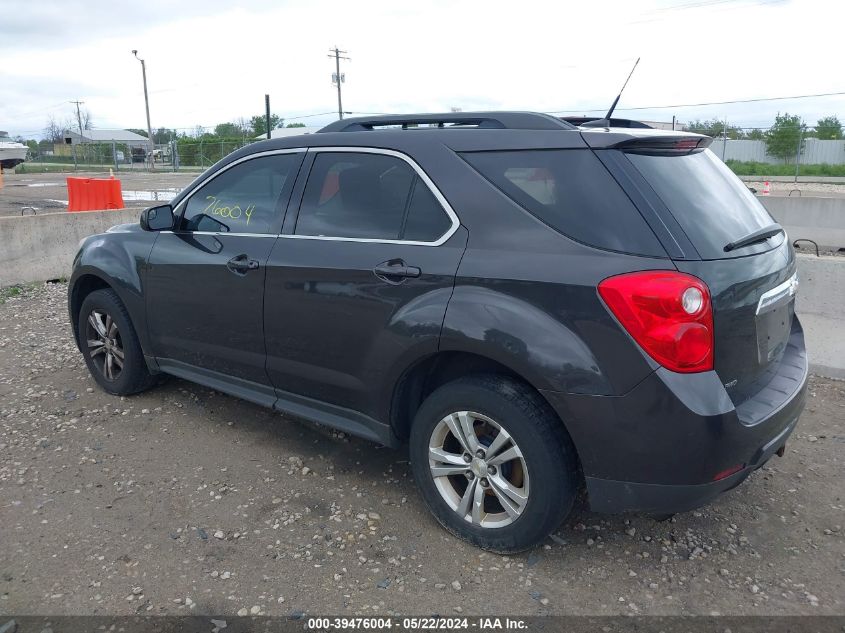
{"left": 85, "top": 310, "right": 124, "bottom": 381}
{"left": 428, "top": 411, "right": 530, "bottom": 528}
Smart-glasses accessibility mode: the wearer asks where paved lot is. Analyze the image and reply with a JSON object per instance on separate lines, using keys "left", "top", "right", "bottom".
{"left": 0, "top": 171, "right": 196, "bottom": 217}
{"left": 0, "top": 283, "right": 843, "bottom": 617}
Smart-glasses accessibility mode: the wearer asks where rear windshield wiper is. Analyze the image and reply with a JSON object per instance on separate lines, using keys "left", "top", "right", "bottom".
{"left": 723, "top": 224, "right": 784, "bottom": 252}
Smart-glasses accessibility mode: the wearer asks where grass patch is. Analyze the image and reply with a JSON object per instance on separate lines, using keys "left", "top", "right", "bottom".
{"left": 726, "top": 160, "right": 845, "bottom": 177}
{"left": 0, "top": 282, "right": 46, "bottom": 305}
{"left": 0, "top": 285, "right": 23, "bottom": 305}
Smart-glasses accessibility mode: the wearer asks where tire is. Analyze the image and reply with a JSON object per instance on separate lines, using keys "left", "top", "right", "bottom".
{"left": 409, "top": 374, "right": 579, "bottom": 552}
{"left": 78, "top": 288, "right": 155, "bottom": 396}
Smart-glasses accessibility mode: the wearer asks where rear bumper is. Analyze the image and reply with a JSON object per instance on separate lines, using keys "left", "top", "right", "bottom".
{"left": 541, "top": 319, "right": 808, "bottom": 514}
{"left": 584, "top": 416, "right": 798, "bottom": 514}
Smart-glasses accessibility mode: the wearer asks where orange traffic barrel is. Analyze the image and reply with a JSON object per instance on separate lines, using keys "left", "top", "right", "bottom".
{"left": 67, "top": 177, "right": 125, "bottom": 212}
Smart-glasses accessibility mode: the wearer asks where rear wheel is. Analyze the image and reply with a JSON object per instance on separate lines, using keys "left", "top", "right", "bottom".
{"left": 409, "top": 375, "right": 578, "bottom": 552}
{"left": 78, "top": 289, "right": 155, "bottom": 396}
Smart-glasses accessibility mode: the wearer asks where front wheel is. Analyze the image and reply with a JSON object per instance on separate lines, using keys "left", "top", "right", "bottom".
{"left": 78, "top": 288, "right": 155, "bottom": 396}
{"left": 409, "top": 375, "right": 579, "bottom": 552}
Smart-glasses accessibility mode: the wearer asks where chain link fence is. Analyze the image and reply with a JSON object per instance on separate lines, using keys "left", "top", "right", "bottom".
{"left": 16, "top": 138, "right": 262, "bottom": 174}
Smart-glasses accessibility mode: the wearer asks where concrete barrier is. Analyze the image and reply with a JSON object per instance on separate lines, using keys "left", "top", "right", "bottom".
{"left": 795, "top": 254, "right": 845, "bottom": 319}
{"left": 794, "top": 254, "right": 845, "bottom": 380}
{"left": 0, "top": 208, "right": 842, "bottom": 377}
{"left": 0, "top": 209, "right": 139, "bottom": 286}
{"left": 760, "top": 196, "right": 845, "bottom": 250}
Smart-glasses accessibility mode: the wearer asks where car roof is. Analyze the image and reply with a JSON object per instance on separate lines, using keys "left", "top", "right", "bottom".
{"left": 231, "top": 112, "right": 708, "bottom": 156}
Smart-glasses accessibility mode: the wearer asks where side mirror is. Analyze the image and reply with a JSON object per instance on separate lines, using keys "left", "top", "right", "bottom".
{"left": 140, "top": 204, "right": 175, "bottom": 231}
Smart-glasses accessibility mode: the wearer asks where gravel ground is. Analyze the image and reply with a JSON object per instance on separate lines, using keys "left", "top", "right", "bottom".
{"left": 745, "top": 180, "right": 845, "bottom": 197}
{"left": 0, "top": 283, "right": 843, "bottom": 617}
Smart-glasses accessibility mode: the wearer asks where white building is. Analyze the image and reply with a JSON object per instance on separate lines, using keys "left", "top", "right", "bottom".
{"left": 62, "top": 129, "right": 150, "bottom": 146}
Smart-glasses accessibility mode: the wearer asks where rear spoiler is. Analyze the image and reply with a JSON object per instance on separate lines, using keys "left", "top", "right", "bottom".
{"left": 613, "top": 136, "right": 713, "bottom": 155}
{"left": 579, "top": 129, "right": 712, "bottom": 152}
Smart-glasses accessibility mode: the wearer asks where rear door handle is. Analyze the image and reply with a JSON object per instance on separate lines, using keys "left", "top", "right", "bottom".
{"left": 373, "top": 260, "right": 421, "bottom": 283}
{"left": 227, "top": 254, "right": 260, "bottom": 275}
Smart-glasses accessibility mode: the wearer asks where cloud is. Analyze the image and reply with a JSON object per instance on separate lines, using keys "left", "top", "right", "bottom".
{"left": 1, "top": 0, "right": 843, "bottom": 139}
{"left": 0, "top": 0, "right": 281, "bottom": 49}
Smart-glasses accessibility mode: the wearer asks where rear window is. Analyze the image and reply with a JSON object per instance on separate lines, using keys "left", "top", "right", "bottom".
{"left": 625, "top": 149, "right": 776, "bottom": 259}
{"left": 461, "top": 149, "right": 665, "bottom": 256}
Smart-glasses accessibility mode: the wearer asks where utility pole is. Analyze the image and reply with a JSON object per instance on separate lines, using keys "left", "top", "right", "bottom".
{"left": 70, "top": 100, "right": 85, "bottom": 136}
{"left": 69, "top": 100, "right": 84, "bottom": 170}
{"left": 132, "top": 50, "right": 155, "bottom": 171}
{"left": 794, "top": 125, "right": 804, "bottom": 183}
{"left": 328, "top": 46, "right": 349, "bottom": 120}
{"left": 265, "top": 94, "right": 271, "bottom": 139}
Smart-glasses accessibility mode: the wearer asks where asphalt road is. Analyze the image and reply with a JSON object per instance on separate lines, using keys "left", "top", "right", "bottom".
{"left": 0, "top": 283, "right": 843, "bottom": 617}
{"left": 0, "top": 171, "right": 196, "bottom": 217}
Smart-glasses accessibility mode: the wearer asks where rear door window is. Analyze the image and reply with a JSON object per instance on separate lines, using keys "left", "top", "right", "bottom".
{"left": 625, "top": 149, "right": 777, "bottom": 259}
{"left": 295, "top": 151, "right": 453, "bottom": 242}
{"left": 461, "top": 149, "right": 665, "bottom": 256}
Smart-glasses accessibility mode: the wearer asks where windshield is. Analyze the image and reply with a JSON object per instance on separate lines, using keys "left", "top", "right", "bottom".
{"left": 626, "top": 149, "right": 778, "bottom": 259}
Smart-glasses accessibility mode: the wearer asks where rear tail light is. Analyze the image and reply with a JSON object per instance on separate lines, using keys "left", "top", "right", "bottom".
{"left": 598, "top": 271, "right": 714, "bottom": 373}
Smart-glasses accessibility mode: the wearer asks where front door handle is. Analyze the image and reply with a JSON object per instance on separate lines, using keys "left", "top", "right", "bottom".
{"left": 227, "top": 254, "right": 259, "bottom": 275}
{"left": 373, "top": 260, "right": 422, "bottom": 283}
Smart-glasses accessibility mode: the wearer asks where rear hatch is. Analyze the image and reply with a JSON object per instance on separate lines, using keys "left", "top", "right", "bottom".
{"left": 604, "top": 140, "right": 798, "bottom": 406}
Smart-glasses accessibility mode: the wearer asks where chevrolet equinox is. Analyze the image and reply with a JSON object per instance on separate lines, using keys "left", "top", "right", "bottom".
{"left": 69, "top": 112, "right": 807, "bottom": 552}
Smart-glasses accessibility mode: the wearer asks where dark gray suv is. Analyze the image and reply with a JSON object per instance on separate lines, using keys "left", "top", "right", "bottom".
{"left": 69, "top": 112, "right": 807, "bottom": 552}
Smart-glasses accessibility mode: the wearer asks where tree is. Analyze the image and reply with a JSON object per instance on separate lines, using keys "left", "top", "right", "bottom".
{"left": 249, "top": 113, "right": 283, "bottom": 137}
{"left": 685, "top": 118, "right": 742, "bottom": 139}
{"left": 745, "top": 128, "right": 765, "bottom": 140}
{"left": 286, "top": 122, "right": 306, "bottom": 128}
{"left": 43, "top": 116, "right": 66, "bottom": 143}
{"left": 152, "top": 127, "right": 176, "bottom": 144}
{"left": 14, "top": 137, "right": 36, "bottom": 152}
{"left": 814, "top": 115, "right": 842, "bottom": 140}
{"left": 78, "top": 108, "right": 93, "bottom": 130}
{"left": 765, "top": 113, "right": 805, "bottom": 163}
{"left": 214, "top": 122, "right": 245, "bottom": 138}
{"left": 234, "top": 117, "right": 250, "bottom": 133}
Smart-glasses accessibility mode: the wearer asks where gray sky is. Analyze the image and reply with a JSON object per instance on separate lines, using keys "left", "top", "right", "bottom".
{"left": 1, "top": 0, "right": 841, "bottom": 138}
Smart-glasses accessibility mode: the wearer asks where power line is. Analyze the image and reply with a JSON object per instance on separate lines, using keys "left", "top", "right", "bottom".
{"left": 6, "top": 101, "right": 70, "bottom": 119}
{"left": 628, "top": 0, "right": 785, "bottom": 25}
{"left": 549, "top": 90, "right": 845, "bottom": 114}
{"left": 285, "top": 111, "right": 338, "bottom": 120}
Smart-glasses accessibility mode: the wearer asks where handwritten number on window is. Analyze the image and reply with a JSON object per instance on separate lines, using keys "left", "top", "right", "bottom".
{"left": 204, "top": 196, "right": 255, "bottom": 225}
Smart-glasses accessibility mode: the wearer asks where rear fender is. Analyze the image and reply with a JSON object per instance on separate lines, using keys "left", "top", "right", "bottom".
{"left": 439, "top": 285, "right": 610, "bottom": 394}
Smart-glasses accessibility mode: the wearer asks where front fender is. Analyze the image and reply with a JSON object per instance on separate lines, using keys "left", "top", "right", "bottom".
{"left": 68, "top": 227, "right": 158, "bottom": 353}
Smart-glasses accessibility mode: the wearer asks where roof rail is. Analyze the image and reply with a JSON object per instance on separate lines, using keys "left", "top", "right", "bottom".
{"left": 318, "top": 111, "right": 577, "bottom": 133}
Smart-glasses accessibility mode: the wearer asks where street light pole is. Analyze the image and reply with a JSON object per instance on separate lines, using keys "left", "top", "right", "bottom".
{"left": 132, "top": 50, "right": 155, "bottom": 171}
